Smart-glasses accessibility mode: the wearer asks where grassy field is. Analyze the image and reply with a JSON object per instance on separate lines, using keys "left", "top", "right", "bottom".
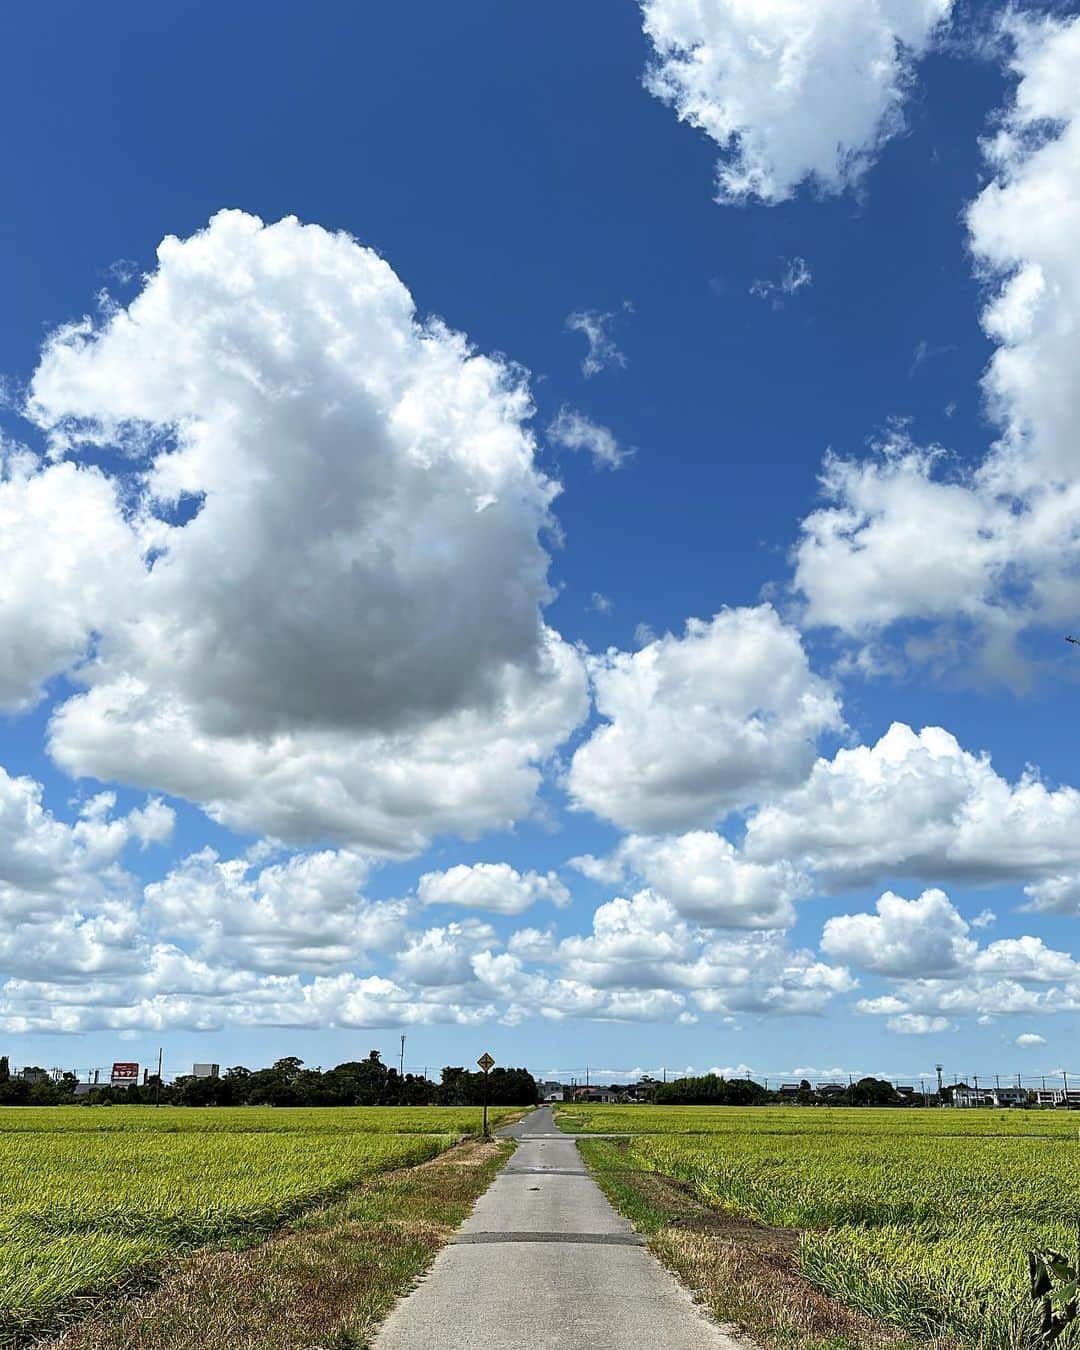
{"left": 45, "top": 1135, "right": 513, "bottom": 1350}
{"left": 0, "top": 1105, "right": 516, "bottom": 1345}
{"left": 561, "top": 1105, "right": 1080, "bottom": 1350}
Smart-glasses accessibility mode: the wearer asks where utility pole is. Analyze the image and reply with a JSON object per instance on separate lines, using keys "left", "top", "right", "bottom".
{"left": 935, "top": 1064, "right": 943, "bottom": 1105}
{"left": 399, "top": 1034, "right": 406, "bottom": 1078}
{"left": 155, "top": 1047, "right": 163, "bottom": 1106}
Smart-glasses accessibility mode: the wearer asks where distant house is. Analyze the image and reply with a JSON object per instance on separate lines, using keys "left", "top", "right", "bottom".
{"left": 543, "top": 1090, "right": 564, "bottom": 1102}
{"left": 816, "top": 1082, "right": 847, "bottom": 1101}
{"left": 777, "top": 1083, "right": 801, "bottom": 1102}
{"left": 573, "top": 1088, "right": 616, "bottom": 1104}
{"left": 72, "top": 1083, "right": 94, "bottom": 1097}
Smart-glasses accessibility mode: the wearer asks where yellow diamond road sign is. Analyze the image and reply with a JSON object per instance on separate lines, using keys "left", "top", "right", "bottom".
{"left": 477, "top": 1053, "right": 495, "bottom": 1072}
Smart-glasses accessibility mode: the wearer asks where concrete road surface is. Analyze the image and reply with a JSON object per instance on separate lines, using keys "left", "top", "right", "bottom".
{"left": 372, "top": 1105, "right": 739, "bottom": 1350}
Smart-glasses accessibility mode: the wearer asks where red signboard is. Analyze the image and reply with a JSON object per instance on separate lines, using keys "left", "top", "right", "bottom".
{"left": 110, "top": 1061, "right": 139, "bottom": 1085}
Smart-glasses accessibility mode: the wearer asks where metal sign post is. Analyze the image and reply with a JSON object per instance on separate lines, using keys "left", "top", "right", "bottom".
{"left": 477, "top": 1052, "right": 495, "bottom": 1137}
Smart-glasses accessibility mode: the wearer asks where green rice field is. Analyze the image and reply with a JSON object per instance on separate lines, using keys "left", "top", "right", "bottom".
{"left": 562, "top": 1105, "right": 1080, "bottom": 1348}
{"left": 0, "top": 1105, "right": 516, "bottom": 1344}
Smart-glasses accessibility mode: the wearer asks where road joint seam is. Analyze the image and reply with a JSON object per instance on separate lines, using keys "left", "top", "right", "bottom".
{"left": 450, "top": 1231, "right": 646, "bottom": 1246}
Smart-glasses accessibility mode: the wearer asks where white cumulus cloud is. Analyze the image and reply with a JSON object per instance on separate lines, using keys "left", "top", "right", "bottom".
{"left": 639, "top": 0, "right": 951, "bottom": 204}
{"left": 571, "top": 831, "right": 807, "bottom": 930}
{"left": 567, "top": 606, "right": 842, "bottom": 833}
{"left": 23, "top": 210, "right": 587, "bottom": 851}
{"left": 747, "top": 723, "right": 1080, "bottom": 890}
{"left": 794, "top": 15, "right": 1080, "bottom": 678}
{"left": 548, "top": 407, "right": 631, "bottom": 470}
{"left": 417, "top": 862, "right": 570, "bottom": 915}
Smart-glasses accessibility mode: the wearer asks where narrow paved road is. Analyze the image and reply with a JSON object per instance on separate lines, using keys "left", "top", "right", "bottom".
{"left": 373, "top": 1106, "right": 738, "bottom": 1349}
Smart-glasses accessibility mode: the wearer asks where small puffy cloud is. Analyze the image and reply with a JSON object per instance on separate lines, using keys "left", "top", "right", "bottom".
{"left": 565, "top": 308, "right": 628, "bottom": 377}
{"left": 886, "top": 1013, "right": 952, "bottom": 1035}
{"left": 394, "top": 920, "right": 499, "bottom": 989}
{"left": 548, "top": 407, "right": 631, "bottom": 470}
{"left": 417, "top": 862, "right": 570, "bottom": 916}
{"left": 25, "top": 211, "right": 587, "bottom": 850}
{"left": 573, "top": 831, "right": 807, "bottom": 930}
{"left": 144, "top": 847, "right": 406, "bottom": 974}
{"left": 747, "top": 723, "right": 1080, "bottom": 890}
{"left": 549, "top": 889, "right": 852, "bottom": 1018}
{"left": 589, "top": 592, "right": 614, "bottom": 615}
{"left": 567, "top": 606, "right": 842, "bottom": 833}
{"left": 639, "top": 0, "right": 951, "bottom": 204}
{"left": 1023, "top": 875, "right": 1080, "bottom": 916}
{"left": 1017, "top": 1032, "right": 1047, "bottom": 1047}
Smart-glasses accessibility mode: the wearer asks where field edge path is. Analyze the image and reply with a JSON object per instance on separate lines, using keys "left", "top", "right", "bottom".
{"left": 371, "top": 1105, "right": 741, "bottom": 1350}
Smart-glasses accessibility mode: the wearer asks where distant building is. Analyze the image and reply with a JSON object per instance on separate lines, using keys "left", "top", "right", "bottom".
{"left": 573, "top": 1087, "right": 617, "bottom": 1104}
{"left": 778, "top": 1083, "right": 800, "bottom": 1101}
{"left": 18, "top": 1068, "right": 49, "bottom": 1084}
{"left": 816, "top": 1082, "right": 847, "bottom": 1100}
{"left": 192, "top": 1063, "right": 220, "bottom": 1079}
{"left": 1034, "top": 1088, "right": 1080, "bottom": 1108}
{"left": 543, "top": 1090, "right": 564, "bottom": 1102}
{"left": 953, "top": 1086, "right": 996, "bottom": 1107}
{"left": 73, "top": 1083, "right": 94, "bottom": 1097}
{"left": 953, "top": 1085, "right": 1029, "bottom": 1107}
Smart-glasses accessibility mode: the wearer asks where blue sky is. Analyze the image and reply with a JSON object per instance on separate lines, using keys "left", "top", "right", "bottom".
{"left": 3, "top": 0, "right": 1080, "bottom": 1086}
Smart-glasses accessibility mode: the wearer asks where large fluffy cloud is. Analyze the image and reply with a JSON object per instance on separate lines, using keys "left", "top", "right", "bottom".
{"left": 23, "top": 211, "right": 586, "bottom": 850}
{"left": 566, "top": 606, "right": 841, "bottom": 833}
{"left": 794, "top": 14, "right": 1080, "bottom": 675}
{"left": 639, "top": 0, "right": 951, "bottom": 204}
{"left": 746, "top": 723, "right": 1080, "bottom": 890}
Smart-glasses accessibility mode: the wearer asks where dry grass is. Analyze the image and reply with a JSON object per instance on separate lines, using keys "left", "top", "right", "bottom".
{"left": 581, "top": 1140, "right": 929, "bottom": 1350}
{"left": 42, "top": 1136, "right": 511, "bottom": 1350}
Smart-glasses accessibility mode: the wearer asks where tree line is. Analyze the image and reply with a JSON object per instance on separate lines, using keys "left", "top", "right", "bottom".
{"left": 0, "top": 1052, "right": 538, "bottom": 1107}
{"left": 647, "top": 1074, "right": 933, "bottom": 1106}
